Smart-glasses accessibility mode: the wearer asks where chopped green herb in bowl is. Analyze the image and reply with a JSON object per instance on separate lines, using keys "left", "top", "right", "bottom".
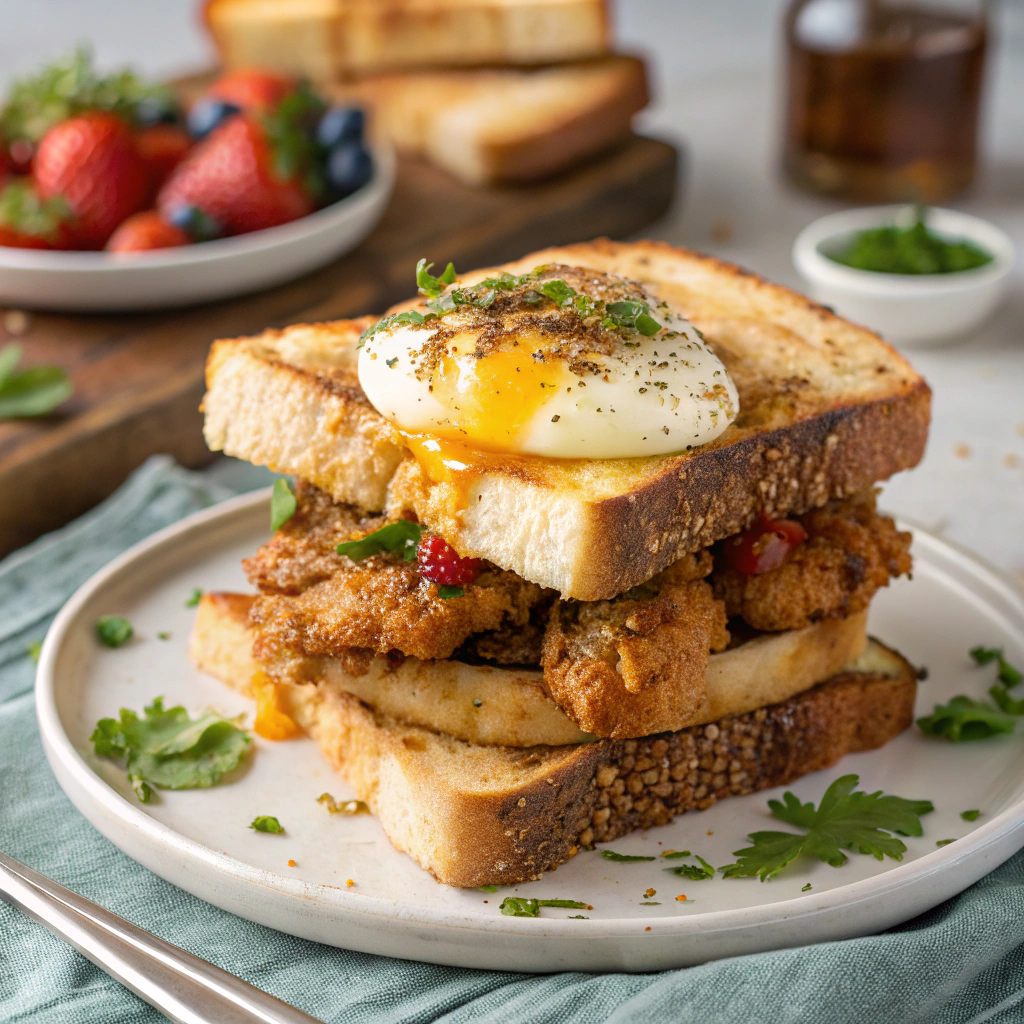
{"left": 827, "top": 208, "right": 993, "bottom": 276}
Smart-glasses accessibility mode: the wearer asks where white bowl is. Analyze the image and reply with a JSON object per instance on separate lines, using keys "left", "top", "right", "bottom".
{"left": 792, "top": 205, "right": 1015, "bottom": 348}
{"left": 0, "top": 144, "right": 395, "bottom": 312}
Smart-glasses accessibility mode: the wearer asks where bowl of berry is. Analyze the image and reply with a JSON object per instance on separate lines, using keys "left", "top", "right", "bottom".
{"left": 0, "top": 51, "right": 394, "bottom": 311}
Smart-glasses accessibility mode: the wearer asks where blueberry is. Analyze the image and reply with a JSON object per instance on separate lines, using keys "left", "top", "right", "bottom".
{"left": 187, "top": 98, "right": 242, "bottom": 140}
{"left": 325, "top": 143, "right": 373, "bottom": 200}
{"left": 316, "top": 107, "right": 365, "bottom": 150}
{"left": 166, "top": 204, "right": 223, "bottom": 242}
{"left": 136, "top": 95, "right": 181, "bottom": 128}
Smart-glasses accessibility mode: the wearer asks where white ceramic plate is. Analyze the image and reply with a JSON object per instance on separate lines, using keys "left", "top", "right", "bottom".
{"left": 36, "top": 490, "right": 1024, "bottom": 973}
{"left": 0, "top": 145, "right": 395, "bottom": 312}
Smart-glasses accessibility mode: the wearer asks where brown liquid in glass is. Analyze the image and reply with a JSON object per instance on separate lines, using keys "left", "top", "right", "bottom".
{"left": 784, "top": 2, "right": 987, "bottom": 202}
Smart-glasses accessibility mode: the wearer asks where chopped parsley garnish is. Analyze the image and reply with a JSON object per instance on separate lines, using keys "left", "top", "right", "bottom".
{"left": 917, "top": 695, "right": 1016, "bottom": 741}
{"left": 270, "top": 478, "right": 297, "bottom": 532}
{"left": 600, "top": 850, "right": 655, "bottom": 862}
{"left": 936, "top": 839, "right": 955, "bottom": 848}
{"left": 479, "top": 885, "right": 498, "bottom": 893}
{"left": 801, "top": 883, "right": 812, "bottom": 892}
{"left": 415, "top": 258, "right": 456, "bottom": 298}
{"left": 96, "top": 615, "right": 133, "bottom": 648}
{"left": 666, "top": 854, "right": 715, "bottom": 880}
{"left": 970, "top": 646, "right": 1023, "bottom": 686}
{"left": 91, "top": 697, "right": 250, "bottom": 802}
{"left": 827, "top": 208, "right": 993, "bottom": 275}
{"left": 961, "top": 809, "right": 981, "bottom": 822}
{"left": 437, "top": 584, "right": 464, "bottom": 599}
{"left": 336, "top": 520, "right": 423, "bottom": 562}
{"left": 185, "top": 588, "right": 203, "bottom": 608}
{"left": 661, "top": 850, "right": 692, "bottom": 859}
{"left": 499, "top": 897, "right": 592, "bottom": 918}
{"left": 249, "top": 815, "right": 284, "bottom": 834}
{"left": 719, "top": 774, "right": 933, "bottom": 881}
{"left": 0, "top": 343, "right": 72, "bottom": 419}
{"left": 317, "top": 793, "right": 369, "bottom": 815}
{"left": 567, "top": 915, "right": 589, "bottom": 919}
{"left": 157, "top": 632, "right": 171, "bottom": 641}
{"left": 359, "top": 260, "right": 664, "bottom": 343}
{"left": 26, "top": 640, "right": 42, "bottom": 664}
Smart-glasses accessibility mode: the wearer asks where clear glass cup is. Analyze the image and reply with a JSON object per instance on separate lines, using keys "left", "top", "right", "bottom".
{"left": 783, "top": 0, "right": 990, "bottom": 202}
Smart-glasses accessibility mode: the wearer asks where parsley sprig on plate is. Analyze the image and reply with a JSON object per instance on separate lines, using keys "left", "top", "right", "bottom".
{"left": 918, "top": 646, "right": 1024, "bottom": 741}
{"left": 499, "top": 897, "right": 592, "bottom": 918}
{"left": 720, "top": 775, "right": 933, "bottom": 882}
{"left": 91, "top": 698, "right": 250, "bottom": 803}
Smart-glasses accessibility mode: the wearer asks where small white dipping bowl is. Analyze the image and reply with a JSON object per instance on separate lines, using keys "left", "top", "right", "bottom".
{"left": 0, "top": 143, "right": 395, "bottom": 313}
{"left": 792, "top": 205, "right": 1015, "bottom": 348}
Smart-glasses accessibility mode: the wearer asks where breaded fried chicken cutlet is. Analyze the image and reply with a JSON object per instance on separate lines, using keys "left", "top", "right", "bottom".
{"left": 191, "top": 239, "right": 930, "bottom": 886}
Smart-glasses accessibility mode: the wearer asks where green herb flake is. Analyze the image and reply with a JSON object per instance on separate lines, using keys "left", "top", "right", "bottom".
{"left": 827, "top": 208, "right": 993, "bottom": 275}
{"left": 568, "top": 915, "right": 589, "bottom": 919}
{"left": 600, "top": 850, "right": 656, "bottom": 862}
{"left": 91, "top": 697, "right": 250, "bottom": 801}
{"left": 96, "top": 615, "right": 133, "bottom": 649}
{"left": 640, "top": 901, "right": 661, "bottom": 905}
{"left": 479, "top": 885, "right": 498, "bottom": 893}
{"left": 26, "top": 640, "right": 42, "bottom": 664}
{"left": 185, "top": 588, "right": 203, "bottom": 608}
{"left": 250, "top": 815, "right": 284, "bottom": 834}
{"left": 416, "top": 258, "right": 457, "bottom": 299}
{"left": 156, "top": 632, "right": 171, "bottom": 641}
{"left": 719, "top": 774, "right": 934, "bottom": 881}
{"left": 270, "top": 478, "right": 297, "bottom": 532}
{"left": 661, "top": 850, "right": 692, "bottom": 860}
{"left": 0, "top": 343, "right": 72, "bottom": 419}
{"left": 499, "top": 897, "right": 592, "bottom": 917}
{"left": 917, "top": 695, "right": 1016, "bottom": 742}
{"left": 667, "top": 854, "right": 715, "bottom": 880}
{"left": 801, "top": 883, "right": 812, "bottom": 892}
{"left": 970, "top": 645, "right": 1024, "bottom": 687}
{"left": 961, "top": 809, "right": 981, "bottom": 822}
{"left": 336, "top": 520, "right": 423, "bottom": 562}
{"left": 437, "top": 584, "right": 464, "bottom": 599}
{"left": 936, "top": 839, "right": 955, "bottom": 848}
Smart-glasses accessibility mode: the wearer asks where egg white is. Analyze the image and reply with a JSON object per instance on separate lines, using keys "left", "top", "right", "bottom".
{"left": 358, "top": 286, "right": 739, "bottom": 459}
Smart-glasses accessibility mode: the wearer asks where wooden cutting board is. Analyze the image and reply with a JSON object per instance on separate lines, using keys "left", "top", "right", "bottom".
{"left": 0, "top": 135, "right": 676, "bottom": 556}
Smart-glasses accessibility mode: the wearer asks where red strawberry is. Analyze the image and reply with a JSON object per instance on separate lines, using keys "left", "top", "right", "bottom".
{"left": 157, "top": 113, "right": 313, "bottom": 236}
{"left": 0, "top": 178, "right": 71, "bottom": 249}
{"left": 33, "top": 112, "right": 150, "bottom": 249}
{"left": 136, "top": 125, "right": 192, "bottom": 193}
{"left": 206, "top": 69, "right": 297, "bottom": 112}
{"left": 0, "top": 224, "right": 53, "bottom": 249}
{"left": 106, "top": 211, "right": 189, "bottom": 252}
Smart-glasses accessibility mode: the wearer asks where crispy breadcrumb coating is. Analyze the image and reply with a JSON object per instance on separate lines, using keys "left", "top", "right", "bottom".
{"left": 541, "top": 553, "right": 730, "bottom": 738}
{"left": 712, "top": 491, "right": 912, "bottom": 633}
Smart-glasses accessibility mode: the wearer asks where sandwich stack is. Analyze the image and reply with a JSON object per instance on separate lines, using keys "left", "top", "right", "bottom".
{"left": 203, "top": 0, "right": 650, "bottom": 184}
{"left": 190, "top": 238, "right": 931, "bottom": 887}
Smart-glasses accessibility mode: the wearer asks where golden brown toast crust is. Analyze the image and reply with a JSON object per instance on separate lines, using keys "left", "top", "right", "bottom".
{"left": 202, "top": 239, "right": 930, "bottom": 599}
{"left": 196, "top": 610, "right": 916, "bottom": 886}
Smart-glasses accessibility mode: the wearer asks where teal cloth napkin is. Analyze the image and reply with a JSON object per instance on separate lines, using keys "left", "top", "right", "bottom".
{"left": 3, "top": 456, "right": 1024, "bottom": 1023}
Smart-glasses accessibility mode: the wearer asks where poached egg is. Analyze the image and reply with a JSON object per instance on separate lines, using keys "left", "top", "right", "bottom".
{"left": 357, "top": 264, "right": 738, "bottom": 461}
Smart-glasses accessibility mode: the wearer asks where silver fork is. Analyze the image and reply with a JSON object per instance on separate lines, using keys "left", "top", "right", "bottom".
{"left": 0, "top": 850, "right": 321, "bottom": 1024}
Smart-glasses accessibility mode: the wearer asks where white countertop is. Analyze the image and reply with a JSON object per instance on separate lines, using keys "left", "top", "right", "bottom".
{"left": 2, "top": 0, "right": 1022, "bottom": 579}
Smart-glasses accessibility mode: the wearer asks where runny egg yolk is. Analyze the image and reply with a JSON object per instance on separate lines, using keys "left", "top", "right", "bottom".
{"left": 428, "top": 335, "right": 563, "bottom": 451}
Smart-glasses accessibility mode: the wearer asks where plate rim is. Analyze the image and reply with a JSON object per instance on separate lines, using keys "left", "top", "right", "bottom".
{"left": 34, "top": 488, "right": 1024, "bottom": 947}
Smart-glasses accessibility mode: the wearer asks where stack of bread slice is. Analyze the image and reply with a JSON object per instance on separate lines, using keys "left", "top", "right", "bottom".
{"left": 190, "top": 239, "right": 931, "bottom": 887}
{"left": 203, "top": 0, "right": 650, "bottom": 184}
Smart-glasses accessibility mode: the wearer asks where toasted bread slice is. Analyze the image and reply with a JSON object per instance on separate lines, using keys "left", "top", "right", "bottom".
{"left": 332, "top": 56, "right": 648, "bottom": 184}
{"left": 192, "top": 592, "right": 869, "bottom": 744}
{"left": 205, "top": 0, "right": 610, "bottom": 80}
{"left": 202, "top": 240, "right": 930, "bottom": 600}
{"left": 190, "top": 590, "right": 916, "bottom": 887}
